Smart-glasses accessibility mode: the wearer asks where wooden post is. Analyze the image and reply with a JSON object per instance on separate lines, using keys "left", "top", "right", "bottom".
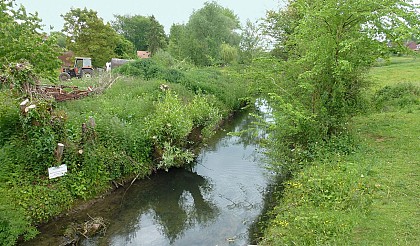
{"left": 19, "top": 99, "right": 29, "bottom": 114}
{"left": 55, "top": 143, "right": 64, "bottom": 163}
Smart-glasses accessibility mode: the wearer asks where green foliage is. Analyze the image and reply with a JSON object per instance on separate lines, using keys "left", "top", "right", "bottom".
{"left": 188, "top": 95, "right": 221, "bottom": 127}
{"left": 115, "top": 59, "right": 165, "bottom": 80}
{"left": 261, "top": 50, "right": 420, "bottom": 246}
{"left": 147, "top": 15, "right": 168, "bottom": 55}
{"left": 13, "top": 183, "right": 74, "bottom": 224}
{"left": 239, "top": 19, "right": 266, "bottom": 64}
{"left": 262, "top": 145, "right": 374, "bottom": 245}
{"left": 168, "top": 1, "right": 241, "bottom": 66}
{"left": 0, "top": 90, "right": 19, "bottom": 146}
{"left": 50, "top": 31, "right": 67, "bottom": 49}
{"left": 114, "top": 58, "right": 249, "bottom": 113}
{"left": 144, "top": 91, "right": 193, "bottom": 146}
{"left": 62, "top": 8, "right": 134, "bottom": 67}
{"left": 114, "top": 35, "right": 136, "bottom": 59}
{"left": 168, "top": 24, "right": 186, "bottom": 60}
{"left": 263, "top": 1, "right": 301, "bottom": 60}
{"left": 0, "top": 61, "right": 251, "bottom": 244}
{"left": 373, "top": 83, "right": 420, "bottom": 111}
{"left": 0, "top": 0, "right": 61, "bottom": 81}
{"left": 158, "top": 142, "right": 195, "bottom": 171}
{"left": 0, "top": 192, "right": 38, "bottom": 246}
{"left": 112, "top": 14, "right": 167, "bottom": 53}
{"left": 19, "top": 99, "right": 67, "bottom": 174}
{"left": 257, "top": 0, "right": 420, "bottom": 173}
{"left": 220, "top": 43, "right": 239, "bottom": 65}
{"left": 153, "top": 49, "right": 177, "bottom": 68}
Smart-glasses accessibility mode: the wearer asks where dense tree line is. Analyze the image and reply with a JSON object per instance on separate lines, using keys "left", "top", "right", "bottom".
{"left": 59, "top": 1, "right": 264, "bottom": 67}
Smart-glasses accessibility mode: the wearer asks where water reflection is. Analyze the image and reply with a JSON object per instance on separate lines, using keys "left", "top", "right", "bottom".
{"left": 85, "top": 169, "right": 218, "bottom": 245}
{"left": 84, "top": 108, "right": 271, "bottom": 246}
{"left": 23, "top": 105, "right": 274, "bottom": 246}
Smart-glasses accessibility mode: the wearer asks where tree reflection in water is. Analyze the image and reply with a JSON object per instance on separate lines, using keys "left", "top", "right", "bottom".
{"left": 92, "top": 168, "right": 218, "bottom": 245}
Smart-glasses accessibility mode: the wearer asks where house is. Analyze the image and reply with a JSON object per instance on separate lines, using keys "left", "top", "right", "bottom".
{"left": 405, "top": 41, "right": 419, "bottom": 51}
{"left": 137, "top": 51, "right": 151, "bottom": 59}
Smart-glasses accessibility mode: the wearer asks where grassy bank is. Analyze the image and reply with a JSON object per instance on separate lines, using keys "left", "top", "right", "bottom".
{"left": 261, "top": 57, "right": 420, "bottom": 245}
{"left": 0, "top": 60, "right": 250, "bottom": 245}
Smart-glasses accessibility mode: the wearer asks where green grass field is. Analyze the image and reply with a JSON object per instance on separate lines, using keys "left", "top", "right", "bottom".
{"left": 350, "top": 57, "right": 419, "bottom": 243}
{"left": 350, "top": 110, "right": 419, "bottom": 244}
{"left": 262, "top": 56, "right": 420, "bottom": 245}
{"left": 370, "top": 56, "right": 420, "bottom": 89}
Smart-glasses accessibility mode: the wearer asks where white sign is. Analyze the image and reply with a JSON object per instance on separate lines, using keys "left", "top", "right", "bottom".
{"left": 48, "top": 164, "right": 68, "bottom": 179}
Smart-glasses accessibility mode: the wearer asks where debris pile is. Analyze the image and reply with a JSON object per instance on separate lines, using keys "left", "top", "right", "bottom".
{"left": 36, "top": 85, "right": 91, "bottom": 102}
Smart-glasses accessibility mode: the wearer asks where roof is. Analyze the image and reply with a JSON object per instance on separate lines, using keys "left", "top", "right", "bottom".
{"left": 137, "top": 51, "right": 151, "bottom": 58}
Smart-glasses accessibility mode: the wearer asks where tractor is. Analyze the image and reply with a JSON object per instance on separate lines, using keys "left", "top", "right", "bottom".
{"left": 59, "top": 57, "right": 94, "bottom": 81}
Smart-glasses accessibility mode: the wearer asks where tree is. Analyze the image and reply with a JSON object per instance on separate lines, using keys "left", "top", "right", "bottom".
{"left": 147, "top": 15, "right": 167, "bottom": 55}
{"left": 112, "top": 14, "right": 151, "bottom": 51}
{"left": 261, "top": 0, "right": 420, "bottom": 162}
{"left": 220, "top": 43, "right": 238, "bottom": 65}
{"left": 168, "top": 24, "right": 186, "bottom": 60}
{"left": 0, "top": 0, "right": 61, "bottom": 81}
{"left": 239, "top": 19, "right": 266, "bottom": 64}
{"left": 112, "top": 14, "right": 167, "bottom": 55}
{"left": 172, "top": 1, "right": 241, "bottom": 66}
{"left": 50, "top": 31, "right": 67, "bottom": 49}
{"left": 62, "top": 8, "right": 134, "bottom": 67}
{"left": 263, "top": 0, "right": 301, "bottom": 60}
{"left": 114, "top": 35, "right": 136, "bottom": 59}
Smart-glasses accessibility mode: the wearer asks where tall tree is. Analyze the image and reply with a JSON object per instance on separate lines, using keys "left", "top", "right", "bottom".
{"left": 239, "top": 19, "right": 266, "bottom": 64}
{"left": 173, "top": 1, "right": 241, "bottom": 66}
{"left": 263, "top": 0, "right": 301, "bottom": 60}
{"left": 62, "top": 8, "right": 134, "bottom": 67}
{"left": 168, "top": 24, "right": 186, "bottom": 60}
{"left": 112, "top": 14, "right": 167, "bottom": 54}
{"left": 262, "top": 0, "right": 420, "bottom": 155}
{"left": 50, "top": 31, "right": 67, "bottom": 49}
{"left": 112, "top": 14, "right": 151, "bottom": 51}
{"left": 0, "top": 0, "right": 61, "bottom": 81}
{"left": 147, "top": 15, "right": 167, "bottom": 55}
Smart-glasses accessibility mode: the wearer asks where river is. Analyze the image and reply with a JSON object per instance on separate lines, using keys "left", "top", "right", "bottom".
{"left": 22, "top": 103, "right": 275, "bottom": 246}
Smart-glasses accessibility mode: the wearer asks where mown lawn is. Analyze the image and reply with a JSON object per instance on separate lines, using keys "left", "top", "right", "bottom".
{"left": 370, "top": 56, "right": 420, "bottom": 89}
{"left": 350, "top": 110, "right": 419, "bottom": 244}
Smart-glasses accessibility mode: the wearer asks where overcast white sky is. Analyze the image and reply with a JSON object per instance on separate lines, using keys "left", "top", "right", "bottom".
{"left": 14, "top": 0, "right": 283, "bottom": 33}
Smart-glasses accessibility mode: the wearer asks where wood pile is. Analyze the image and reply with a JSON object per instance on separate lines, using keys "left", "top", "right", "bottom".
{"left": 36, "top": 85, "right": 92, "bottom": 102}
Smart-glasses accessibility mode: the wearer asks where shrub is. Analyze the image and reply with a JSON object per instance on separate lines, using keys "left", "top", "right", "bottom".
{"left": 0, "top": 196, "right": 38, "bottom": 246}
{"left": 153, "top": 49, "right": 177, "bottom": 68}
{"left": 144, "top": 91, "right": 193, "bottom": 146}
{"left": 115, "top": 59, "right": 165, "bottom": 80}
{"left": 0, "top": 90, "right": 20, "bottom": 146}
{"left": 373, "top": 83, "right": 420, "bottom": 111}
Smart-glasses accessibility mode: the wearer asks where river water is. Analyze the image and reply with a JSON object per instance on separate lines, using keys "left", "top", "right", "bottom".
{"left": 22, "top": 104, "right": 274, "bottom": 246}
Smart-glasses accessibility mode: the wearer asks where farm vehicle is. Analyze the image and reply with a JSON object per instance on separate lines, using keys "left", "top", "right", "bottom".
{"left": 59, "top": 57, "right": 94, "bottom": 81}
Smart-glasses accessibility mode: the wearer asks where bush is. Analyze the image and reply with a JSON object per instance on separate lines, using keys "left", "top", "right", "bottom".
{"left": 373, "top": 83, "right": 420, "bottom": 111}
{"left": 0, "top": 197, "right": 38, "bottom": 246}
{"left": 12, "top": 183, "right": 74, "bottom": 224}
{"left": 144, "top": 91, "right": 193, "bottom": 146}
{"left": 0, "top": 90, "right": 20, "bottom": 146}
{"left": 115, "top": 59, "right": 165, "bottom": 80}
